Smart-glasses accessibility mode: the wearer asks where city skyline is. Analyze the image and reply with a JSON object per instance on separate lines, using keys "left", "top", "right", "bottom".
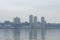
{"left": 0, "top": 0, "right": 60, "bottom": 23}
{"left": 0, "top": 0, "right": 60, "bottom": 40}
{"left": 0, "top": 15, "right": 60, "bottom": 24}
{"left": 0, "top": 14, "right": 60, "bottom": 23}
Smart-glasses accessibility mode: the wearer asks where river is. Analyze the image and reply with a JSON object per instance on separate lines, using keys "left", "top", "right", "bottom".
{"left": 0, "top": 28, "right": 60, "bottom": 40}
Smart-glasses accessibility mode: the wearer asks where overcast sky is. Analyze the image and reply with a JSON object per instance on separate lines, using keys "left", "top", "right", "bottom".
{"left": 0, "top": 0, "right": 60, "bottom": 23}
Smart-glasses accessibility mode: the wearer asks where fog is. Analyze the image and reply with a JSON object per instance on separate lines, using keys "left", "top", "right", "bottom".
{"left": 0, "top": 0, "right": 60, "bottom": 23}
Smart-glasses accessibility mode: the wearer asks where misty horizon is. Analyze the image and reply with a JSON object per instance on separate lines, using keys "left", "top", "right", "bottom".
{"left": 0, "top": 15, "right": 60, "bottom": 23}
{"left": 0, "top": 0, "right": 60, "bottom": 23}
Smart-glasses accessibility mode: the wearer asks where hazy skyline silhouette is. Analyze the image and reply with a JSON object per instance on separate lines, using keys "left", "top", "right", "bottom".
{"left": 0, "top": 0, "right": 60, "bottom": 23}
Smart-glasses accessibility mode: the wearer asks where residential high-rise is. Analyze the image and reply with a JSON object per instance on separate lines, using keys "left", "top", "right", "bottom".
{"left": 41, "top": 17, "right": 46, "bottom": 28}
{"left": 41, "top": 17, "right": 45, "bottom": 23}
{"left": 34, "top": 16, "right": 37, "bottom": 26}
{"left": 13, "top": 17, "right": 20, "bottom": 24}
{"left": 29, "top": 15, "right": 33, "bottom": 26}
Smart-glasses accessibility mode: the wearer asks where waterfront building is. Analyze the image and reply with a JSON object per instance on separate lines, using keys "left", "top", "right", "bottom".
{"left": 29, "top": 15, "right": 34, "bottom": 26}
{"left": 13, "top": 17, "right": 21, "bottom": 24}
{"left": 34, "top": 16, "right": 37, "bottom": 27}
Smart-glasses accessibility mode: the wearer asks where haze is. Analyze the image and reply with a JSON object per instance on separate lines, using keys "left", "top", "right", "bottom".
{"left": 0, "top": 0, "right": 60, "bottom": 23}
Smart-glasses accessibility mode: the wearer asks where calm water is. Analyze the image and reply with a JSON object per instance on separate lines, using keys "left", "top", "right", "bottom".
{"left": 0, "top": 28, "right": 60, "bottom": 40}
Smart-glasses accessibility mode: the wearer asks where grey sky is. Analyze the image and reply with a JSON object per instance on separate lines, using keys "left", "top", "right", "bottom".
{"left": 0, "top": 0, "right": 60, "bottom": 23}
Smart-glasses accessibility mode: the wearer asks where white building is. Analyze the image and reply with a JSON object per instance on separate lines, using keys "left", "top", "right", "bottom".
{"left": 29, "top": 15, "right": 34, "bottom": 26}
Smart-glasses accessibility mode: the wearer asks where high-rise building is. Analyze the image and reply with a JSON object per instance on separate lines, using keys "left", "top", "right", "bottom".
{"left": 29, "top": 15, "right": 33, "bottom": 26}
{"left": 41, "top": 17, "right": 45, "bottom": 23}
{"left": 13, "top": 17, "right": 20, "bottom": 24}
{"left": 34, "top": 16, "right": 37, "bottom": 27}
{"left": 41, "top": 17, "right": 46, "bottom": 28}
{"left": 34, "top": 16, "right": 37, "bottom": 24}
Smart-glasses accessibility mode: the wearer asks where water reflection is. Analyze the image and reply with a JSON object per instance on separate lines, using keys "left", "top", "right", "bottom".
{"left": 41, "top": 29, "right": 46, "bottom": 40}
{"left": 13, "top": 29, "right": 20, "bottom": 40}
{"left": 4, "top": 29, "right": 9, "bottom": 40}
{"left": 0, "top": 29, "right": 60, "bottom": 40}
